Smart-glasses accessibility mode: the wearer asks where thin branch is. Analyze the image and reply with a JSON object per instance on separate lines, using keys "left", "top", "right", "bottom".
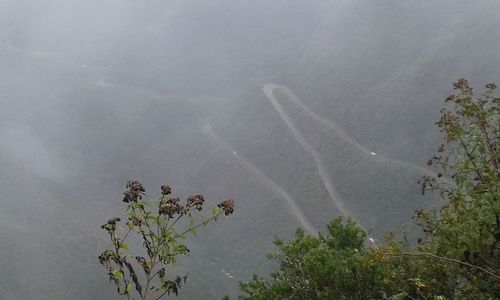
{"left": 118, "top": 229, "right": 132, "bottom": 250}
{"left": 165, "top": 214, "right": 184, "bottom": 234}
{"left": 154, "top": 289, "right": 169, "bottom": 300}
{"left": 384, "top": 252, "right": 500, "bottom": 280}
{"left": 178, "top": 211, "right": 225, "bottom": 237}
{"left": 473, "top": 104, "right": 498, "bottom": 170}
{"left": 478, "top": 255, "right": 496, "bottom": 270}
{"left": 457, "top": 136, "right": 484, "bottom": 184}
{"left": 149, "top": 268, "right": 163, "bottom": 282}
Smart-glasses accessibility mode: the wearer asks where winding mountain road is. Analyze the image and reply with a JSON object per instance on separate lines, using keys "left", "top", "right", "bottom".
{"left": 202, "top": 123, "right": 318, "bottom": 236}
{"left": 263, "top": 85, "right": 351, "bottom": 218}
{"left": 264, "top": 83, "right": 455, "bottom": 187}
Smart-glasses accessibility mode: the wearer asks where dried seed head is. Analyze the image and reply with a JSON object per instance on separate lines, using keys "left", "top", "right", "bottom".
{"left": 159, "top": 197, "right": 184, "bottom": 218}
{"left": 101, "top": 217, "right": 121, "bottom": 231}
{"left": 186, "top": 195, "right": 204, "bottom": 211}
{"left": 485, "top": 83, "right": 497, "bottom": 91}
{"left": 129, "top": 216, "right": 142, "bottom": 226}
{"left": 218, "top": 199, "right": 235, "bottom": 216}
{"left": 98, "top": 250, "right": 114, "bottom": 265}
{"left": 123, "top": 180, "right": 145, "bottom": 203}
{"left": 161, "top": 184, "right": 172, "bottom": 195}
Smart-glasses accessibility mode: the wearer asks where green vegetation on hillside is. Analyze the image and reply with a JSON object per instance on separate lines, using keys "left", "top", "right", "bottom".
{"left": 239, "top": 80, "right": 499, "bottom": 299}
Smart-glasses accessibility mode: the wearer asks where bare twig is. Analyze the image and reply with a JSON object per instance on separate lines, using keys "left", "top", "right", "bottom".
{"left": 384, "top": 252, "right": 500, "bottom": 280}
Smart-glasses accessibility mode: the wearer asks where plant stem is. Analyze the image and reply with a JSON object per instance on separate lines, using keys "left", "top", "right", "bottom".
{"left": 384, "top": 252, "right": 500, "bottom": 280}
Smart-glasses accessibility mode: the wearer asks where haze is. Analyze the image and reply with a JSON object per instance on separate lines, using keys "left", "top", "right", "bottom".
{"left": 0, "top": 1, "right": 499, "bottom": 299}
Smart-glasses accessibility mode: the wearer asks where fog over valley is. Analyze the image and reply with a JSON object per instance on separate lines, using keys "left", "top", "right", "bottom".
{"left": 0, "top": 1, "right": 499, "bottom": 299}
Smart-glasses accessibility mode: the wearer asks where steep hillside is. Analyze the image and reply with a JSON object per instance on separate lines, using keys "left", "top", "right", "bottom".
{"left": 1, "top": 1, "right": 498, "bottom": 299}
{"left": 283, "top": 0, "right": 500, "bottom": 163}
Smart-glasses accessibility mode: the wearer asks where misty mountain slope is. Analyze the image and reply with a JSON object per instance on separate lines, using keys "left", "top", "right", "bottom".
{"left": 103, "top": 0, "right": 316, "bottom": 97}
{"left": 205, "top": 81, "right": 439, "bottom": 237}
{"left": 0, "top": 72, "right": 306, "bottom": 299}
{"left": 283, "top": 0, "right": 500, "bottom": 164}
{"left": 0, "top": 40, "right": 77, "bottom": 118}
{"left": 1, "top": 1, "right": 498, "bottom": 299}
{"left": 0, "top": 53, "right": 332, "bottom": 298}
{"left": 0, "top": 156, "right": 116, "bottom": 299}
{"left": 0, "top": 0, "right": 174, "bottom": 65}
{"left": 170, "top": 128, "right": 319, "bottom": 299}
{"left": 203, "top": 123, "right": 318, "bottom": 235}
{"left": 77, "top": 113, "right": 322, "bottom": 299}
{"left": 0, "top": 42, "right": 121, "bottom": 299}
{"left": 270, "top": 86, "right": 440, "bottom": 236}
{"left": 209, "top": 84, "right": 343, "bottom": 230}
{"left": 0, "top": 42, "right": 246, "bottom": 298}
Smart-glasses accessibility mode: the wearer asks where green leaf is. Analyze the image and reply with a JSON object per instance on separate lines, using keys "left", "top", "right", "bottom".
{"left": 125, "top": 282, "right": 132, "bottom": 294}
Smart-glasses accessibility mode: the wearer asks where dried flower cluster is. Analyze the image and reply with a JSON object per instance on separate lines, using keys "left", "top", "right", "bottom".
{"left": 123, "top": 180, "right": 145, "bottom": 203}
{"left": 101, "top": 217, "right": 121, "bottom": 232}
{"left": 186, "top": 195, "right": 205, "bottom": 211}
{"left": 218, "top": 199, "right": 236, "bottom": 215}
{"left": 161, "top": 184, "right": 171, "bottom": 195}
{"left": 99, "top": 180, "right": 235, "bottom": 299}
{"left": 159, "top": 196, "right": 184, "bottom": 218}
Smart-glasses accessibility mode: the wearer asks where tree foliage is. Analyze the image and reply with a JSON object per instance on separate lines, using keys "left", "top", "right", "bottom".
{"left": 99, "top": 180, "right": 235, "bottom": 299}
{"left": 239, "top": 79, "right": 499, "bottom": 299}
{"left": 240, "top": 219, "right": 386, "bottom": 299}
{"left": 397, "top": 79, "right": 500, "bottom": 298}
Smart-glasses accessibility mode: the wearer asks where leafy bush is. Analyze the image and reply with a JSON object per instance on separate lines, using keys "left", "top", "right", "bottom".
{"left": 240, "top": 218, "right": 386, "bottom": 299}
{"left": 240, "top": 79, "right": 499, "bottom": 299}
